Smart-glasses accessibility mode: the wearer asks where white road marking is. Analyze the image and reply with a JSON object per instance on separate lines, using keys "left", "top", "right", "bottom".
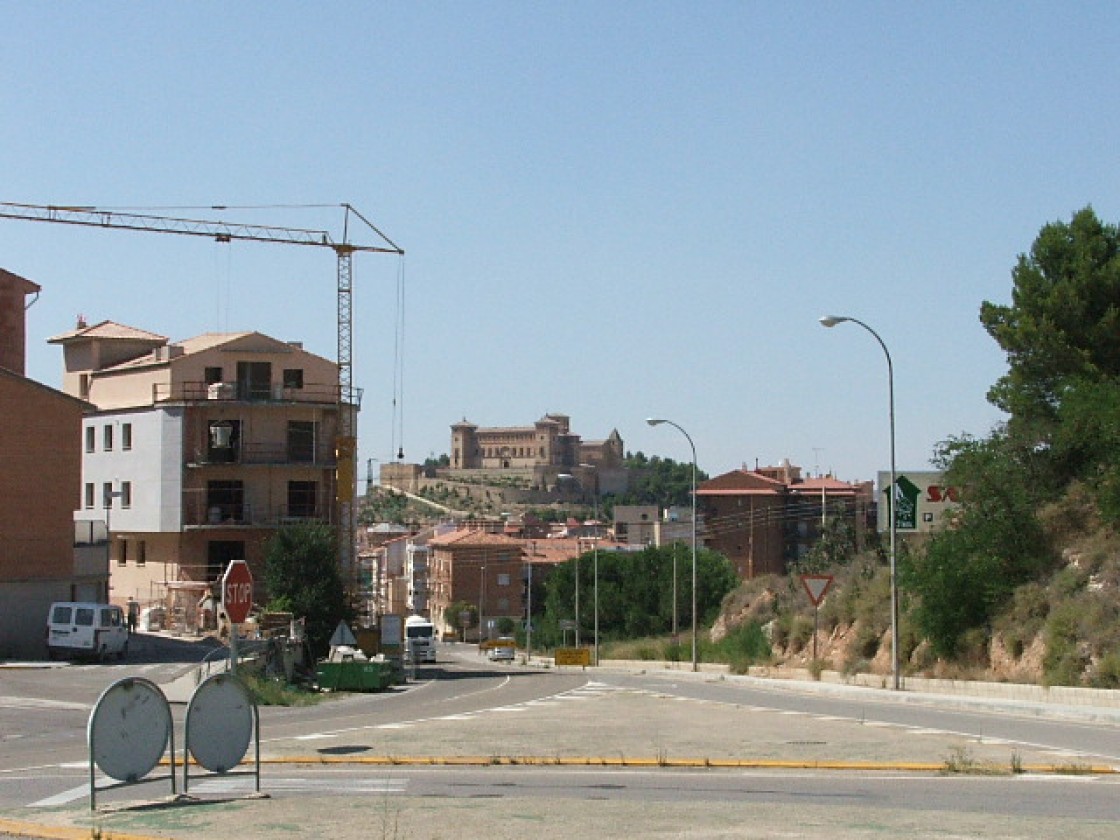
{"left": 191, "top": 776, "right": 407, "bottom": 794}
{"left": 29, "top": 783, "right": 92, "bottom": 808}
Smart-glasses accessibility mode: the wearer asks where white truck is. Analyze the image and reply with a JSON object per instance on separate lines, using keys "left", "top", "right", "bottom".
{"left": 404, "top": 614, "right": 437, "bottom": 663}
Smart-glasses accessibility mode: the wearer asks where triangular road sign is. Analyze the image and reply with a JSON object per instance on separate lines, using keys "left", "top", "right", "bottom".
{"left": 800, "top": 574, "right": 834, "bottom": 607}
{"left": 329, "top": 621, "right": 358, "bottom": 647}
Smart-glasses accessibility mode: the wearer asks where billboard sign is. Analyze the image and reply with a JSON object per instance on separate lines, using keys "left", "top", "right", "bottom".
{"left": 877, "top": 471, "right": 960, "bottom": 533}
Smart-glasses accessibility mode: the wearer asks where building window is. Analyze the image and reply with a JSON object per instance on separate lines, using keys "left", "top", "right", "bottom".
{"left": 102, "top": 483, "right": 114, "bottom": 509}
{"left": 497, "top": 573, "right": 510, "bottom": 586}
{"left": 206, "top": 481, "right": 244, "bottom": 523}
{"left": 283, "top": 368, "right": 304, "bottom": 389}
{"left": 287, "top": 481, "right": 317, "bottom": 518}
{"left": 103, "top": 425, "right": 113, "bottom": 451}
{"left": 85, "top": 426, "right": 95, "bottom": 453}
{"left": 287, "top": 421, "right": 315, "bottom": 462}
{"left": 207, "top": 419, "right": 239, "bottom": 463}
{"left": 79, "top": 374, "right": 90, "bottom": 399}
{"left": 204, "top": 366, "right": 223, "bottom": 385}
{"left": 120, "top": 482, "right": 132, "bottom": 509}
{"left": 136, "top": 540, "right": 146, "bottom": 567}
{"left": 117, "top": 539, "right": 127, "bottom": 566}
{"left": 122, "top": 423, "right": 132, "bottom": 450}
{"left": 207, "top": 540, "right": 245, "bottom": 581}
{"left": 85, "top": 483, "right": 95, "bottom": 508}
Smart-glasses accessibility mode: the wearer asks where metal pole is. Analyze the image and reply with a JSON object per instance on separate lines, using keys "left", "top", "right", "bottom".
{"left": 526, "top": 549, "right": 533, "bottom": 660}
{"left": 593, "top": 488, "right": 600, "bottom": 666}
{"left": 574, "top": 551, "right": 580, "bottom": 648}
{"left": 593, "top": 538, "right": 599, "bottom": 666}
{"left": 690, "top": 443, "right": 697, "bottom": 673}
{"left": 672, "top": 542, "right": 679, "bottom": 642}
{"left": 819, "top": 315, "right": 900, "bottom": 690}
{"left": 646, "top": 418, "right": 698, "bottom": 672}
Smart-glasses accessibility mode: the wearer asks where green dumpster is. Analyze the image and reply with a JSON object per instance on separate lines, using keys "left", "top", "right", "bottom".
{"left": 316, "top": 659, "right": 394, "bottom": 692}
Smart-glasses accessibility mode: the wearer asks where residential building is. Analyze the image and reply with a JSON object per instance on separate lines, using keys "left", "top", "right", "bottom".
{"left": 365, "top": 525, "right": 441, "bottom": 621}
{"left": 612, "top": 505, "right": 659, "bottom": 546}
{"left": 698, "top": 462, "right": 873, "bottom": 579}
{"left": 428, "top": 529, "right": 526, "bottom": 641}
{"left": 0, "top": 270, "right": 96, "bottom": 657}
{"left": 48, "top": 320, "right": 347, "bottom": 631}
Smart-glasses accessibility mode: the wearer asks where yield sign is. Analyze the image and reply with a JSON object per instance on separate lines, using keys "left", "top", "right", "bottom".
{"left": 800, "top": 574, "right": 834, "bottom": 607}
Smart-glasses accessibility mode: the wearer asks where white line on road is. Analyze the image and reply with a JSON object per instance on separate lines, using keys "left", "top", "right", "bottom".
{"left": 29, "top": 783, "right": 91, "bottom": 808}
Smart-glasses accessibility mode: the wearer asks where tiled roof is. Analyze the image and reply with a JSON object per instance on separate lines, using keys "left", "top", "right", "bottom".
{"left": 48, "top": 320, "right": 167, "bottom": 344}
{"left": 429, "top": 528, "right": 521, "bottom": 548}
{"left": 698, "top": 469, "right": 787, "bottom": 496}
{"left": 791, "top": 477, "right": 860, "bottom": 495}
{"left": 175, "top": 332, "right": 253, "bottom": 355}
{"left": 523, "top": 538, "right": 586, "bottom": 566}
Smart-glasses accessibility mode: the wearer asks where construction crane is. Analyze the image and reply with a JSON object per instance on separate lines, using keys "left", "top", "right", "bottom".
{"left": 0, "top": 201, "right": 404, "bottom": 617}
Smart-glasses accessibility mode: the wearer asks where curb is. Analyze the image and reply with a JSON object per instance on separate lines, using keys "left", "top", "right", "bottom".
{"left": 0, "top": 816, "right": 166, "bottom": 840}
{"left": 159, "top": 754, "right": 1119, "bottom": 774}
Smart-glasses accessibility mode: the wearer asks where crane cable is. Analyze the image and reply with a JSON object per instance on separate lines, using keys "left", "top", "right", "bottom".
{"left": 391, "top": 255, "right": 406, "bottom": 462}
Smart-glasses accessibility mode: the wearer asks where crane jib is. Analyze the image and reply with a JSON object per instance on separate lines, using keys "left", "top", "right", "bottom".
{"left": 0, "top": 202, "right": 403, "bottom": 254}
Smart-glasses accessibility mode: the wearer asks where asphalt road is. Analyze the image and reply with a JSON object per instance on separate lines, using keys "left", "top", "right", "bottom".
{"left": 2, "top": 636, "right": 1119, "bottom": 838}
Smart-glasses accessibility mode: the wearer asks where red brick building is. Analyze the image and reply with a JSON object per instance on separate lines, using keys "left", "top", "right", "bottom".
{"left": 698, "top": 462, "right": 873, "bottom": 579}
{"left": 0, "top": 270, "right": 95, "bottom": 658}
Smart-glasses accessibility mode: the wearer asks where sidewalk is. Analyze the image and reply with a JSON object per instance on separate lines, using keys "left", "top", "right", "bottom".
{"left": 593, "top": 658, "right": 1120, "bottom": 724}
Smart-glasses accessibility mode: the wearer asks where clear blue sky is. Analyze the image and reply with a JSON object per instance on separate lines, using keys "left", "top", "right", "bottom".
{"left": 5, "top": 3, "right": 1119, "bottom": 484}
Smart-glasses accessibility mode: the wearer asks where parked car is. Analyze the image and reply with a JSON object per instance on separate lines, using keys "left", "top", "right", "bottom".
{"left": 46, "top": 602, "right": 128, "bottom": 661}
{"left": 488, "top": 637, "right": 516, "bottom": 661}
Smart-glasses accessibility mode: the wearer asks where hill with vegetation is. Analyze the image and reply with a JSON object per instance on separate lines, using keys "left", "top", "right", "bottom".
{"left": 714, "top": 207, "right": 1120, "bottom": 688}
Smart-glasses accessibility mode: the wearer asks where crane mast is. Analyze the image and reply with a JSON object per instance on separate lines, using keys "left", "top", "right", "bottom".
{"left": 1, "top": 201, "right": 403, "bottom": 620}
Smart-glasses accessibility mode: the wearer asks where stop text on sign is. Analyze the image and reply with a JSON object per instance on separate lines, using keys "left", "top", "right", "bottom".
{"left": 225, "top": 581, "right": 252, "bottom": 604}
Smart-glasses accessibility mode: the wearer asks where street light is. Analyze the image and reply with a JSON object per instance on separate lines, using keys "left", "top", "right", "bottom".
{"left": 646, "top": 417, "right": 698, "bottom": 673}
{"left": 578, "top": 463, "right": 602, "bottom": 667}
{"left": 819, "top": 314, "right": 900, "bottom": 691}
{"left": 525, "top": 542, "right": 535, "bottom": 661}
{"left": 559, "top": 470, "right": 599, "bottom": 657}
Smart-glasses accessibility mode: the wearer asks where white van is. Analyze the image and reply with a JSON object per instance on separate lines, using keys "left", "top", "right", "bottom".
{"left": 46, "top": 602, "right": 129, "bottom": 661}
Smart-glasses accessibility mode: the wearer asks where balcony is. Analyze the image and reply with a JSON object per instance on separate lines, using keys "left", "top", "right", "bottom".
{"left": 188, "top": 441, "right": 338, "bottom": 468}
{"left": 182, "top": 499, "right": 331, "bottom": 529}
{"left": 153, "top": 380, "right": 363, "bottom": 409}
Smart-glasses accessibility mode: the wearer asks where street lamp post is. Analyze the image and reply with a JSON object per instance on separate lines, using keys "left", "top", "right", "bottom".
{"left": 525, "top": 543, "right": 534, "bottom": 660}
{"left": 819, "top": 315, "right": 900, "bottom": 691}
{"left": 646, "top": 418, "right": 698, "bottom": 673}
{"left": 577, "top": 464, "right": 602, "bottom": 667}
{"left": 103, "top": 485, "right": 124, "bottom": 572}
{"left": 561, "top": 470, "right": 601, "bottom": 660}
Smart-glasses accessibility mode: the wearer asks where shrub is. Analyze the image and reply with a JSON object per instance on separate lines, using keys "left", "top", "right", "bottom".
{"left": 1043, "top": 603, "right": 1087, "bottom": 686}
{"left": 1092, "top": 652, "right": 1120, "bottom": 689}
{"left": 720, "top": 621, "right": 771, "bottom": 674}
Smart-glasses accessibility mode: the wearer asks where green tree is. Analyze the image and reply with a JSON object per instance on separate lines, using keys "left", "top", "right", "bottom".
{"left": 911, "top": 207, "right": 1120, "bottom": 654}
{"left": 443, "top": 600, "right": 476, "bottom": 641}
{"left": 793, "top": 516, "right": 858, "bottom": 575}
{"left": 263, "top": 522, "right": 350, "bottom": 657}
{"left": 606, "top": 452, "right": 709, "bottom": 512}
{"left": 980, "top": 206, "right": 1120, "bottom": 448}
{"left": 906, "top": 431, "right": 1057, "bottom": 657}
{"left": 539, "top": 545, "right": 736, "bottom": 649}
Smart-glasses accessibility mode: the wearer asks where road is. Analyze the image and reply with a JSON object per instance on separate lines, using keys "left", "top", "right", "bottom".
{"left": 1, "top": 636, "right": 1119, "bottom": 838}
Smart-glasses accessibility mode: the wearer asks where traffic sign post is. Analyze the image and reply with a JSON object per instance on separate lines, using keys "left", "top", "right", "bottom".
{"left": 221, "top": 560, "right": 254, "bottom": 674}
{"left": 799, "top": 574, "right": 834, "bottom": 663}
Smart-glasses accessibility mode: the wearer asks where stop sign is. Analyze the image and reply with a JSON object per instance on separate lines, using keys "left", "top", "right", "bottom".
{"left": 221, "top": 560, "right": 254, "bottom": 624}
